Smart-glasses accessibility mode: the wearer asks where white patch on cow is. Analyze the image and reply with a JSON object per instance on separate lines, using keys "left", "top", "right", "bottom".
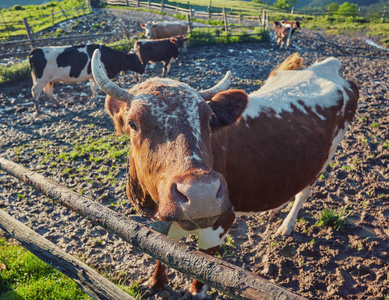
{"left": 184, "top": 153, "right": 202, "bottom": 163}
{"left": 233, "top": 211, "right": 257, "bottom": 217}
{"left": 167, "top": 222, "right": 226, "bottom": 251}
{"left": 243, "top": 58, "right": 351, "bottom": 120}
{"left": 138, "top": 79, "right": 203, "bottom": 152}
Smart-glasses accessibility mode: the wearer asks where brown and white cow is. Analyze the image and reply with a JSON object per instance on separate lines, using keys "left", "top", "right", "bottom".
{"left": 274, "top": 20, "right": 301, "bottom": 49}
{"left": 91, "top": 50, "right": 359, "bottom": 295}
{"left": 141, "top": 21, "right": 188, "bottom": 40}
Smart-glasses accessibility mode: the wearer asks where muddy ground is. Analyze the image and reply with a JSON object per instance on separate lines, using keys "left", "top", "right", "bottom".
{"left": 0, "top": 8, "right": 388, "bottom": 300}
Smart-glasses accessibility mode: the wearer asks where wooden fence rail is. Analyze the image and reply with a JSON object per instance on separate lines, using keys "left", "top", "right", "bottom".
{"left": 0, "top": 30, "right": 133, "bottom": 59}
{"left": 0, "top": 209, "right": 136, "bottom": 300}
{"left": 0, "top": 157, "right": 306, "bottom": 300}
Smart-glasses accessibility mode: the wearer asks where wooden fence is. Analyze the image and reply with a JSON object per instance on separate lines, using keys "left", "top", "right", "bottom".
{"left": 0, "top": 157, "right": 307, "bottom": 300}
{"left": 0, "top": 4, "right": 92, "bottom": 40}
{"left": 101, "top": 0, "right": 269, "bottom": 37}
{"left": 0, "top": 3, "right": 97, "bottom": 59}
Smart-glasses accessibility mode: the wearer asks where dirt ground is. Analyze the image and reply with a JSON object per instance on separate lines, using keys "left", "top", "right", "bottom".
{"left": 0, "top": 8, "right": 388, "bottom": 300}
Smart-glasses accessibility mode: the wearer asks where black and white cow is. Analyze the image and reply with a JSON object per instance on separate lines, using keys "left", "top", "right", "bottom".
{"left": 29, "top": 44, "right": 144, "bottom": 112}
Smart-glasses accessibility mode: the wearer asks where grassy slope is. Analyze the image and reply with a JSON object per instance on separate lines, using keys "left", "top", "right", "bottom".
{"left": 0, "top": 0, "right": 91, "bottom": 39}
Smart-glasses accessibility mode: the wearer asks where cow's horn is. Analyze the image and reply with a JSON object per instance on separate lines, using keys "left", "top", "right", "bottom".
{"left": 199, "top": 71, "right": 232, "bottom": 100}
{"left": 91, "top": 49, "right": 133, "bottom": 103}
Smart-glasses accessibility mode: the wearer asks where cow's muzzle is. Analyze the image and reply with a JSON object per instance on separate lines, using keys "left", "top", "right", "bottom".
{"left": 158, "top": 171, "right": 231, "bottom": 226}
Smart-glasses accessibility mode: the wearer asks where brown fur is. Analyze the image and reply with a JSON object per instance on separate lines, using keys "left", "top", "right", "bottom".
{"left": 268, "top": 52, "right": 304, "bottom": 78}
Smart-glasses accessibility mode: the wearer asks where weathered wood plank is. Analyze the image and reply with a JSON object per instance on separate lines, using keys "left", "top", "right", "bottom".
{"left": 0, "top": 209, "right": 135, "bottom": 300}
{"left": 0, "top": 157, "right": 306, "bottom": 300}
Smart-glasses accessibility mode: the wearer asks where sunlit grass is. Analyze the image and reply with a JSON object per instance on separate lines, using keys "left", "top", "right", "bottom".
{"left": 0, "top": 237, "right": 91, "bottom": 300}
{"left": 0, "top": 60, "right": 30, "bottom": 86}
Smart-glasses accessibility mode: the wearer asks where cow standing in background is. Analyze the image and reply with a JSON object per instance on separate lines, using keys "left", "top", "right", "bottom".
{"left": 274, "top": 20, "right": 301, "bottom": 48}
{"left": 92, "top": 50, "right": 359, "bottom": 295}
{"left": 140, "top": 21, "right": 188, "bottom": 51}
{"left": 29, "top": 44, "right": 144, "bottom": 113}
{"left": 133, "top": 36, "right": 188, "bottom": 78}
{"left": 141, "top": 21, "right": 188, "bottom": 39}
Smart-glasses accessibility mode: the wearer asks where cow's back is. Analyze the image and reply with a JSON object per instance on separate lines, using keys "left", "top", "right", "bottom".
{"left": 212, "top": 58, "right": 359, "bottom": 213}
{"left": 152, "top": 23, "right": 187, "bottom": 39}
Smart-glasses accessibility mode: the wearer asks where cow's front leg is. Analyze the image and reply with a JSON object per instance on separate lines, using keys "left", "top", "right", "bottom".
{"left": 146, "top": 222, "right": 189, "bottom": 290}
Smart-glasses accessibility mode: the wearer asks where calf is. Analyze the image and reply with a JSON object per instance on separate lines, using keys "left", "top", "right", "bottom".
{"left": 29, "top": 44, "right": 144, "bottom": 112}
{"left": 274, "top": 20, "right": 301, "bottom": 48}
{"left": 91, "top": 50, "right": 359, "bottom": 295}
{"left": 134, "top": 36, "right": 188, "bottom": 77}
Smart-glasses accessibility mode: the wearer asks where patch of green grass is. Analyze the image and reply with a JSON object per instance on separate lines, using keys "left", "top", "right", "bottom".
{"left": 0, "top": 0, "right": 92, "bottom": 40}
{"left": 0, "top": 237, "right": 91, "bottom": 299}
{"left": 315, "top": 207, "right": 349, "bottom": 231}
{"left": 0, "top": 61, "right": 30, "bottom": 86}
{"left": 217, "top": 236, "right": 236, "bottom": 259}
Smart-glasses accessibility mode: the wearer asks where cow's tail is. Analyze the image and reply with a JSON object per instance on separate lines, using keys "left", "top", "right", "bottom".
{"left": 268, "top": 53, "right": 303, "bottom": 78}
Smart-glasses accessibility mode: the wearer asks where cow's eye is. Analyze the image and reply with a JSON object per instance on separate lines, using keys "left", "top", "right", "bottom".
{"left": 129, "top": 121, "right": 139, "bottom": 131}
{"left": 209, "top": 114, "right": 216, "bottom": 126}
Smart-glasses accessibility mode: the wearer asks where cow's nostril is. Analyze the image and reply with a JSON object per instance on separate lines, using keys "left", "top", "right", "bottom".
{"left": 172, "top": 183, "right": 189, "bottom": 204}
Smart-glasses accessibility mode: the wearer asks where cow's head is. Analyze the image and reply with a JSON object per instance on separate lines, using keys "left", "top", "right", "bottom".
{"left": 170, "top": 36, "right": 188, "bottom": 51}
{"left": 92, "top": 49, "right": 248, "bottom": 231}
{"left": 124, "top": 52, "right": 145, "bottom": 74}
{"left": 293, "top": 21, "right": 301, "bottom": 30}
{"left": 140, "top": 22, "right": 155, "bottom": 38}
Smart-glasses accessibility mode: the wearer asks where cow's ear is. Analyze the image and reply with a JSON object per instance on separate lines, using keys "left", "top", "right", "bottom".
{"left": 170, "top": 38, "right": 177, "bottom": 43}
{"left": 105, "top": 95, "right": 128, "bottom": 135}
{"left": 140, "top": 23, "right": 145, "bottom": 28}
{"left": 208, "top": 89, "right": 248, "bottom": 130}
{"left": 183, "top": 37, "right": 188, "bottom": 41}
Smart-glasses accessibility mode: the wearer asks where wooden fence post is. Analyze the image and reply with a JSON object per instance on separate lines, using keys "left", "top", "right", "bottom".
{"left": 381, "top": 9, "right": 385, "bottom": 21}
{"left": 265, "top": 10, "right": 269, "bottom": 31}
{"left": 136, "top": 0, "right": 139, "bottom": 8}
{"left": 148, "top": 0, "right": 151, "bottom": 9}
{"left": 238, "top": 12, "right": 241, "bottom": 25}
{"left": 262, "top": 9, "right": 265, "bottom": 26}
{"left": 23, "top": 18, "right": 34, "bottom": 50}
{"left": 58, "top": 5, "right": 68, "bottom": 19}
{"left": 0, "top": 10, "right": 10, "bottom": 37}
{"left": 186, "top": 13, "right": 192, "bottom": 35}
{"left": 223, "top": 7, "right": 228, "bottom": 33}
{"left": 160, "top": 0, "right": 164, "bottom": 12}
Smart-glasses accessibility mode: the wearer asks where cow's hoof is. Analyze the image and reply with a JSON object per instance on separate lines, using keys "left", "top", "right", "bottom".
{"left": 139, "top": 286, "right": 156, "bottom": 299}
{"left": 190, "top": 284, "right": 210, "bottom": 299}
{"left": 144, "top": 277, "right": 165, "bottom": 291}
{"left": 275, "top": 225, "right": 293, "bottom": 237}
